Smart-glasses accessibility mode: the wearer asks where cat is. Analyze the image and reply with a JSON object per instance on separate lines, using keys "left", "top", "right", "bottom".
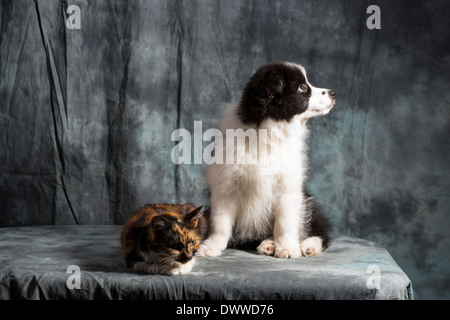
{"left": 121, "top": 203, "right": 207, "bottom": 275}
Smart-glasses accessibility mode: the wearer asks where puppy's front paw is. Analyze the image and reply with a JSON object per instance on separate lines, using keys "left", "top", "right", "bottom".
{"left": 257, "top": 239, "right": 275, "bottom": 256}
{"left": 300, "top": 236, "right": 323, "bottom": 257}
{"left": 274, "top": 242, "right": 301, "bottom": 259}
{"left": 196, "top": 243, "right": 222, "bottom": 257}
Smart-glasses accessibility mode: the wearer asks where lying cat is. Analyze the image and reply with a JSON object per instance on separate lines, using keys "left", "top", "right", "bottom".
{"left": 121, "top": 203, "right": 207, "bottom": 275}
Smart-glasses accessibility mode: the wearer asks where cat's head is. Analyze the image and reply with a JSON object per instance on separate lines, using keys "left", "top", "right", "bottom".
{"left": 150, "top": 205, "right": 205, "bottom": 264}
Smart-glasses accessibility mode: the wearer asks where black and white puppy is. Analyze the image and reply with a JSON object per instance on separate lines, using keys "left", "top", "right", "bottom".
{"left": 197, "top": 61, "right": 334, "bottom": 259}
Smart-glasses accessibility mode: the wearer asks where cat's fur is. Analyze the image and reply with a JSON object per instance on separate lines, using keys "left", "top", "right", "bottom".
{"left": 121, "top": 203, "right": 207, "bottom": 275}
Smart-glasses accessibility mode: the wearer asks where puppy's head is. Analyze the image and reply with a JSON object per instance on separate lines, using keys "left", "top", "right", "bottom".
{"left": 237, "top": 61, "right": 335, "bottom": 125}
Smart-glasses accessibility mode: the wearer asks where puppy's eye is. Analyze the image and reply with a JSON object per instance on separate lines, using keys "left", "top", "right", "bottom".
{"left": 298, "top": 84, "right": 308, "bottom": 93}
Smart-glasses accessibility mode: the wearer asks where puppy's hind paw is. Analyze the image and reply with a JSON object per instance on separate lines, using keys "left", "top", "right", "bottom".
{"left": 300, "top": 236, "right": 323, "bottom": 257}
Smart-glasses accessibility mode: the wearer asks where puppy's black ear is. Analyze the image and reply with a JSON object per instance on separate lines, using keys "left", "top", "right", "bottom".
{"left": 238, "top": 63, "right": 286, "bottom": 126}
{"left": 262, "top": 68, "right": 285, "bottom": 104}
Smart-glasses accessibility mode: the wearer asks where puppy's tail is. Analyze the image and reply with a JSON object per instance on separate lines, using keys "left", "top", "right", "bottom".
{"left": 303, "top": 189, "right": 332, "bottom": 250}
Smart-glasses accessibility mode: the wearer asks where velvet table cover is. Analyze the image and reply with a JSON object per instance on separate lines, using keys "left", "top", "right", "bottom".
{"left": 0, "top": 225, "right": 413, "bottom": 300}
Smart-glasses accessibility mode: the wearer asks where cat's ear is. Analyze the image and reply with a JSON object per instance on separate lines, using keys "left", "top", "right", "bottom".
{"left": 185, "top": 205, "right": 204, "bottom": 229}
{"left": 151, "top": 215, "right": 171, "bottom": 231}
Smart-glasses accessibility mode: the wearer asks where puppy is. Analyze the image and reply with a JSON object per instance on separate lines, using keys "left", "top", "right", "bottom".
{"left": 197, "top": 61, "right": 334, "bottom": 259}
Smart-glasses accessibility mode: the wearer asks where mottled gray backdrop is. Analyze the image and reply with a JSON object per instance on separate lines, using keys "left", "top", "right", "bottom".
{"left": 0, "top": 0, "right": 449, "bottom": 299}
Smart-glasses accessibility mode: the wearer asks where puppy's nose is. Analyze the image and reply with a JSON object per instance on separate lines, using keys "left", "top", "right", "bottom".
{"left": 328, "top": 90, "right": 336, "bottom": 99}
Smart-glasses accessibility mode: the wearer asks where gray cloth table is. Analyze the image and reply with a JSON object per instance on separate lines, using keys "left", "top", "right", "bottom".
{"left": 0, "top": 225, "right": 413, "bottom": 300}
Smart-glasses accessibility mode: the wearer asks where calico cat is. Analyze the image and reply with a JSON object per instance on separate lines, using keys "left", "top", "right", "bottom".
{"left": 121, "top": 203, "right": 207, "bottom": 275}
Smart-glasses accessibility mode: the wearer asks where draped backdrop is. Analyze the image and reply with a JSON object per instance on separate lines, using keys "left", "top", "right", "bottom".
{"left": 1, "top": 0, "right": 449, "bottom": 299}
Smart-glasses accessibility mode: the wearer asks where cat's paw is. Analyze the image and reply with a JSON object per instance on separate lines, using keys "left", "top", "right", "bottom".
{"left": 196, "top": 244, "right": 222, "bottom": 257}
{"left": 169, "top": 260, "right": 194, "bottom": 275}
{"left": 169, "top": 268, "right": 184, "bottom": 276}
{"left": 300, "top": 236, "right": 323, "bottom": 257}
{"left": 274, "top": 241, "right": 301, "bottom": 259}
{"left": 257, "top": 239, "right": 275, "bottom": 256}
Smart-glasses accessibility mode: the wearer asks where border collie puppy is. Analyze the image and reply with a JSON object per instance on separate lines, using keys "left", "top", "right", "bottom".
{"left": 197, "top": 61, "right": 334, "bottom": 259}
